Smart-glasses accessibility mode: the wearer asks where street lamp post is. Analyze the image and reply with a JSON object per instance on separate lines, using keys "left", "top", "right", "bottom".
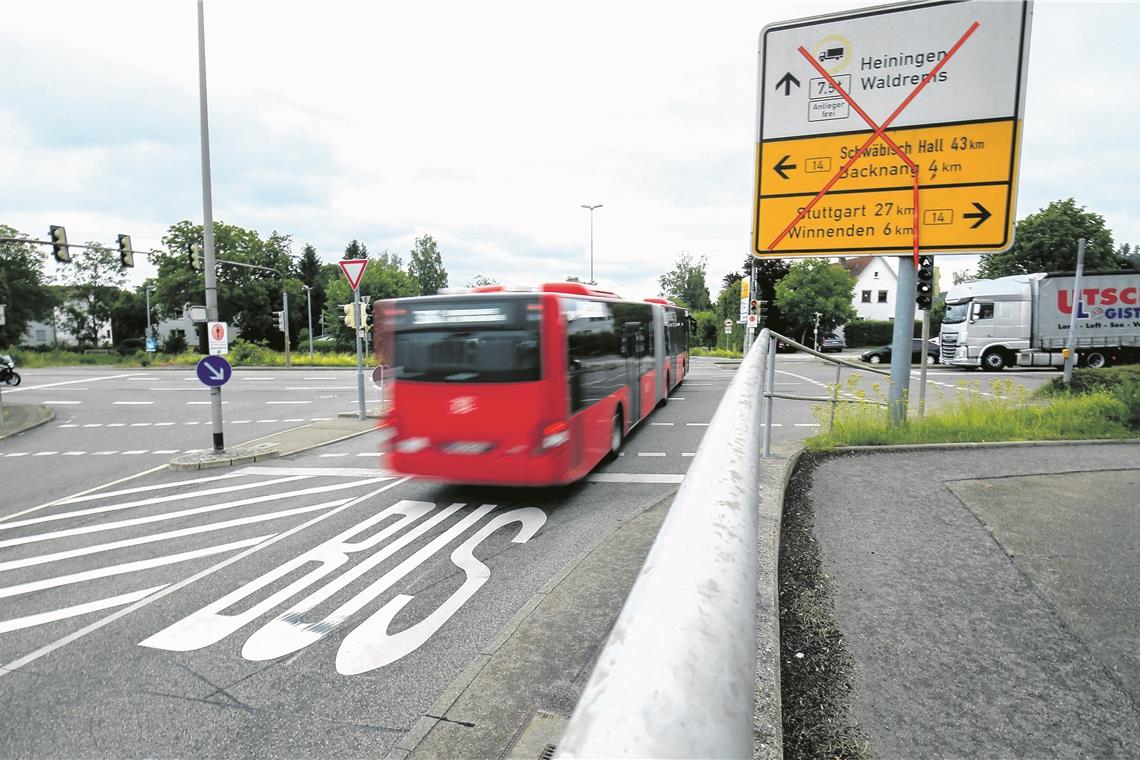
{"left": 581, "top": 203, "right": 602, "bottom": 284}
{"left": 145, "top": 286, "right": 156, "bottom": 354}
{"left": 302, "top": 284, "right": 314, "bottom": 365}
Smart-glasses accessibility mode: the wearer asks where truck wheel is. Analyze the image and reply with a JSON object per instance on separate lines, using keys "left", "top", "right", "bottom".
{"left": 981, "top": 350, "right": 1007, "bottom": 371}
{"left": 1085, "top": 351, "right": 1109, "bottom": 369}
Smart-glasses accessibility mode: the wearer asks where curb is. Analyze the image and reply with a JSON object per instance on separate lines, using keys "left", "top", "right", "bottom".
{"left": 166, "top": 416, "right": 378, "bottom": 470}
{"left": 0, "top": 403, "right": 56, "bottom": 441}
{"left": 823, "top": 437, "right": 1140, "bottom": 454}
{"left": 168, "top": 442, "right": 282, "bottom": 471}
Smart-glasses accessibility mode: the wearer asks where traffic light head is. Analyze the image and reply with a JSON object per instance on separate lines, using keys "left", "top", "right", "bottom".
{"left": 915, "top": 255, "right": 935, "bottom": 309}
{"left": 342, "top": 303, "right": 357, "bottom": 329}
{"left": 274, "top": 310, "right": 286, "bottom": 332}
{"left": 750, "top": 299, "right": 758, "bottom": 313}
{"left": 188, "top": 242, "right": 203, "bottom": 272}
{"left": 49, "top": 225, "right": 70, "bottom": 263}
{"left": 117, "top": 234, "right": 134, "bottom": 268}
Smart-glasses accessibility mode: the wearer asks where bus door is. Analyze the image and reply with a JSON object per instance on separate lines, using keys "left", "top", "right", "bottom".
{"left": 622, "top": 321, "right": 641, "bottom": 424}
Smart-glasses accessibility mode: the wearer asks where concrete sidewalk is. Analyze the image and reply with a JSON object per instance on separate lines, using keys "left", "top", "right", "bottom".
{"left": 0, "top": 402, "right": 54, "bottom": 441}
{"left": 778, "top": 441, "right": 1140, "bottom": 758}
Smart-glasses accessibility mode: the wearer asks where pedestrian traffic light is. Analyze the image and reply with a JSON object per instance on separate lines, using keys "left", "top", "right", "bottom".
{"left": 750, "top": 299, "right": 758, "bottom": 314}
{"left": 274, "top": 310, "right": 286, "bottom": 332}
{"left": 915, "top": 255, "right": 934, "bottom": 310}
{"left": 188, "top": 241, "right": 203, "bottom": 272}
{"left": 49, "top": 225, "right": 70, "bottom": 263}
{"left": 117, "top": 234, "right": 134, "bottom": 268}
{"left": 342, "top": 303, "right": 357, "bottom": 329}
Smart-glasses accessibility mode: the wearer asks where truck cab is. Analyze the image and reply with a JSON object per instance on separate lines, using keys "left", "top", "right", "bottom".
{"left": 940, "top": 274, "right": 1036, "bottom": 370}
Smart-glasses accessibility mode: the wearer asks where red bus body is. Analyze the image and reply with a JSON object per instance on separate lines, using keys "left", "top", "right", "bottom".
{"left": 376, "top": 284, "right": 690, "bottom": 486}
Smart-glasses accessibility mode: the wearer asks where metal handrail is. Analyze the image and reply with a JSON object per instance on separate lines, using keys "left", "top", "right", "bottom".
{"left": 557, "top": 328, "right": 768, "bottom": 758}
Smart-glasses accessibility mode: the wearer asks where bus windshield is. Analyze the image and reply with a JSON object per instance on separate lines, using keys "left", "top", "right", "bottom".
{"left": 390, "top": 296, "right": 542, "bottom": 383}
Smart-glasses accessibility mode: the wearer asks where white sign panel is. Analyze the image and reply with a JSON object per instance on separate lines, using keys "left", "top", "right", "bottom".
{"left": 207, "top": 321, "right": 229, "bottom": 356}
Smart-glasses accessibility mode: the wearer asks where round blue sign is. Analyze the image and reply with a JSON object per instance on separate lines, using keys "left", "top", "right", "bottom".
{"left": 196, "top": 355, "right": 232, "bottom": 387}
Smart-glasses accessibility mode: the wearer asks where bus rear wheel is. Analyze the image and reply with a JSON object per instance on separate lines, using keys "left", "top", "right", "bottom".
{"left": 608, "top": 409, "right": 624, "bottom": 459}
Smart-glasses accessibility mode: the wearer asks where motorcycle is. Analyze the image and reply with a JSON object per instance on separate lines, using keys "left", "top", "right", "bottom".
{"left": 0, "top": 355, "right": 20, "bottom": 387}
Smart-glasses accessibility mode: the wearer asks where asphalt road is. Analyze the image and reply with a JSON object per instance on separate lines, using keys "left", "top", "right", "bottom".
{"left": 0, "top": 356, "right": 1061, "bottom": 758}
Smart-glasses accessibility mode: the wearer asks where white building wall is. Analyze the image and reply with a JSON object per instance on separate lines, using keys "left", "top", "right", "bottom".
{"left": 851, "top": 257, "right": 898, "bottom": 321}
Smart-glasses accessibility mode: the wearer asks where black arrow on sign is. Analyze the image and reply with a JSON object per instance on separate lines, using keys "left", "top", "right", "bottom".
{"left": 773, "top": 155, "right": 797, "bottom": 180}
{"left": 775, "top": 72, "right": 800, "bottom": 96}
{"left": 964, "top": 202, "right": 992, "bottom": 229}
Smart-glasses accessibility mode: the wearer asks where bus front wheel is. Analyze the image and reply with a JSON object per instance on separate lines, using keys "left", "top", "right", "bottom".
{"left": 609, "top": 410, "right": 624, "bottom": 459}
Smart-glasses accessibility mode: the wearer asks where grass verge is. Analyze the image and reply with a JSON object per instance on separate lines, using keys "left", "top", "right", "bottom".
{"left": 4, "top": 346, "right": 364, "bottom": 369}
{"left": 806, "top": 374, "right": 1139, "bottom": 448}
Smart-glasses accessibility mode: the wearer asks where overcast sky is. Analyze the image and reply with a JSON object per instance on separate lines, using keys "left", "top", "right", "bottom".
{"left": 2, "top": 0, "right": 1137, "bottom": 301}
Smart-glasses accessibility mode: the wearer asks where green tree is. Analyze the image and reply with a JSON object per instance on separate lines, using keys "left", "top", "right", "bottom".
{"left": 1119, "top": 242, "right": 1139, "bottom": 270}
{"left": 344, "top": 239, "right": 368, "bottom": 260}
{"left": 658, "top": 252, "right": 712, "bottom": 311}
{"left": 409, "top": 234, "right": 449, "bottom": 295}
{"left": 0, "top": 225, "right": 55, "bottom": 348}
{"left": 716, "top": 279, "right": 744, "bottom": 351}
{"left": 465, "top": 274, "right": 498, "bottom": 287}
{"left": 298, "top": 243, "right": 327, "bottom": 334}
{"left": 58, "top": 243, "right": 128, "bottom": 347}
{"left": 774, "top": 259, "right": 857, "bottom": 344}
{"left": 977, "top": 199, "right": 1123, "bottom": 278}
{"left": 154, "top": 221, "right": 299, "bottom": 351}
{"left": 690, "top": 309, "right": 718, "bottom": 349}
{"left": 110, "top": 285, "right": 152, "bottom": 347}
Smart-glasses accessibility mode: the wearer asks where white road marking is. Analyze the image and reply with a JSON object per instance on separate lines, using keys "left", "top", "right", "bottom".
{"left": 4, "top": 373, "right": 139, "bottom": 395}
{"left": 686, "top": 423, "right": 709, "bottom": 427}
{"left": 4, "top": 452, "right": 28, "bottom": 457}
{"left": 586, "top": 473, "right": 685, "bottom": 483}
{"left": 283, "top": 418, "right": 304, "bottom": 422}
{"left": 0, "top": 500, "right": 349, "bottom": 573}
{"left": 154, "top": 422, "right": 175, "bottom": 427}
{"left": 0, "top": 536, "right": 272, "bottom": 600}
{"left": 82, "top": 424, "right": 101, "bottom": 428}
{"left": 58, "top": 424, "right": 79, "bottom": 428}
{"left": 4, "top": 474, "right": 312, "bottom": 528}
{"left": 320, "top": 453, "right": 349, "bottom": 458}
{"left": 129, "top": 423, "right": 152, "bottom": 427}
{"left": 121, "top": 450, "right": 148, "bottom": 455}
{"left": 0, "top": 586, "right": 167, "bottom": 635}
{"left": 93, "top": 451, "right": 118, "bottom": 456}
{"left": 794, "top": 423, "right": 821, "bottom": 427}
{"left": 152, "top": 449, "right": 179, "bottom": 454}
{"left": 309, "top": 417, "right": 332, "bottom": 421}
{"left": 33, "top": 451, "right": 58, "bottom": 456}
{"left": 42, "top": 400, "right": 82, "bottom": 405}
{"left": 682, "top": 452, "right": 695, "bottom": 457}
{"left": 230, "top": 420, "right": 250, "bottom": 424}
{"left": 57, "top": 471, "right": 246, "bottom": 505}
{"left": 257, "top": 419, "right": 279, "bottom": 423}
{"left": 0, "top": 477, "right": 393, "bottom": 549}
{"left": 649, "top": 422, "right": 674, "bottom": 426}
{"left": 107, "top": 423, "right": 125, "bottom": 427}
{"left": 61, "top": 452, "right": 85, "bottom": 456}
{"left": 0, "top": 478, "right": 410, "bottom": 681}
{"left": 238, "top": 467, "right": 385, "bottom": 478}
{"left": 637, "top": 452, "right": 667, "bottom": 457}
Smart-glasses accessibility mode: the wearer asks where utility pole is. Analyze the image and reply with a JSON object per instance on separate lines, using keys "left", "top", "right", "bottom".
{"left": 198, "top": 0, "right": 224, "bottom": 453}
{"left": 581, "top": 204, "right": 602, "bottom": 284}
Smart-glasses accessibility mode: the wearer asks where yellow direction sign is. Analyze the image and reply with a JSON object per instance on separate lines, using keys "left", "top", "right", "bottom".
{"left": 753, "top": 0, "right": 1032, "bottom": 257}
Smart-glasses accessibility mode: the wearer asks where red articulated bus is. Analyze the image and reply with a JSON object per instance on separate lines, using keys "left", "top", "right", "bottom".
{"left": 375, "top": 282, "right": 691, "bottom": 486}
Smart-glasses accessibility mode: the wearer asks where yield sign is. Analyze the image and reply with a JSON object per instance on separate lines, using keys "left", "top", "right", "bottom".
{"left": 339, "top": 259, "right": 368, "bottom": 290}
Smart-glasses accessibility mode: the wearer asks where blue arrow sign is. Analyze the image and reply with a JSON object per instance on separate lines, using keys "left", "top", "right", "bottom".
{"left": 196, "top": 355, "right": 232, "bottom": 387}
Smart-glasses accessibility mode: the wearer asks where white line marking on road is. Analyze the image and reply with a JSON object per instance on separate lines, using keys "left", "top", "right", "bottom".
{"left": 586, "top": 473, "right": 685, "bottom": 483}
{"left": 4, "top": 373, "right": 139, "bottom": 395}
{"left": 113, "top": 401, "right": 154, "bottom": 405}
{"left": 309, "top": 417, "right": 332, "bottom": 421}
{"left": 355, "top": 452, "right": 377, "bottom": 457}
{"left": 230, "top": 420, "right": 250, "bottom": 424}
{"left": 682, "top": 452, "right": 695, "bottom": 457}
{"left": 152, "top": 449, "right": 179, "bottom": 454}
{"left": 4, "top": 474, "right": 312, "bottom": 528}
{"left": 0, "top": 477, "right": 410, "bottom": 680}
{"left": 93, "top": 451, "right": 117, "bottom": 456}
{"left": 182, "top": 421, "right": 200, "bottom": 425}
{"left": 669, "top": 397, "right": 685, "bottom": 400}
{"left": 0, "top": 536, "right": 272, "bottom": 600}
{"left": 61, "top": 452, "right": 85, "bottom": 456}
{"left": 57, "top": 471, "right": 246, "bottom": 505}
{"left": 238, "top": 467, "right": 385, "bottom": 478}
{"left": 0, "top": 500, "right": 348, "bottom": 573}
{"left": 0, "top": 477, "right": 392, "bottom": 548}
{"left": 129, "top": 423, "right": 152, "bottom": 427}
{"left": 686, "top": 423, "right": 709, "bottom": 427}
{"left": 121, "top": 450, "right": 148, "bottom": 455}
{"left": 82, "top": 424, "right": 101, "bottom": 428}
{"left": 637, "top": 452, "right": 667, "bottom": 457}
{"left": 5, "top": 453, "right": 28, "bottom": 457}
{"left": 33, "top": 451, "right": 58, "bottom": 456}
{"left": 320, "top": 453, "right": 349, "bottom": 458}
{"left": 154, "top": 422, "right": 175, "bottom": 427}
{"left": 42, "top": 401, "right": 82, "bottom": 405}
{"left": 58, "top": 424, "right": 79, "bottom": 428}
{"left": 107, "top": 423, "right": 125, "bottom": 427}
{"left": 257, "top": 419, "right": 279, "bottom": 423}
{"left": 649, "top": 422, "right": 674, "bottom": 426}
{"left": 0, "top": 586, "right": 167, "bottom": 635}
{"left": 283, "top": 418, "right": 304, "bottom": 422}
{"left": 794, "top": 423, "right": 821, "bottom": 427}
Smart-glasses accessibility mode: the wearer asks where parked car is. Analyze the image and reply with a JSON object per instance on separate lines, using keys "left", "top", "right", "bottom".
{"left": 860, "top": 338, "right": 940, "bottom": 365}
{"left": 820, "top": 333, "right": 845, "bottom": 352}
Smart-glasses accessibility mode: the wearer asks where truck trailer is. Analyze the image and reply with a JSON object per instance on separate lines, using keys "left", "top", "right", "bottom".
{"left": 939, "top": 270, "right": 1140, "bottom": 370}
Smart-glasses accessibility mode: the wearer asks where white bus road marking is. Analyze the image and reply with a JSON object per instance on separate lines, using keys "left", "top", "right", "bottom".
{"left": 0, "top": 477, "right": 390, "bottom": 548}
{"left": 0, "top": 500, "right": 350, "bottom": 573}
{"left": 0, "top": 586, "right": 168, "bottom": 635}
{"left": 0, "top": 535, "right": 272, "bottom": 600}
{"left": 0, "top": 477, "right": 410, "bottom": 682}
{"left": 586, "top": 473, "right": 685, "bottom": 483}
{"left": 1, "top": 475, "right": 314, "bottom": 530}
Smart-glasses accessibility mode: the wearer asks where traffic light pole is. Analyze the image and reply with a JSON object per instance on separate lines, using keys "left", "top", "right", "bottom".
{"left": 198, "top": 0, "right": 224, "bottom": 453}
{"left": 888, "top": 256, "right": 919, "bottom": 425}
{"left": 354, "top": 287, "right": 366, "bottom": 420}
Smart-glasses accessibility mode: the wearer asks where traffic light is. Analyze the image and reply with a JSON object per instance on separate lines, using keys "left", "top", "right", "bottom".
{"left": 362, "top": 305, "right": 374, "bottom": 331}
{"left": 188, "top": 241, "right": 203, "bottom": 272}
{"left": 49, "top": 225, "right": 70, "bottom": 263}
{"left": 342, "top": 303, "right": 357, "bottom": 329}
{"left": 117, "top": 234, "right": 134, "bottom": 268}
{"left": 274, "top": 310, "right": 286, "bottom": 332}
{"left": 750, "top": 299, "right": 758, "bottom": 314}
{"left": 915, "top": 255, "right": 934, "bottom": 310}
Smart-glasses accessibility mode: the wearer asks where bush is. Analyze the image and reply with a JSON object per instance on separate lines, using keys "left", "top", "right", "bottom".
{"left": 1039, "top": 365, "right": 1140, "bottom": 431}
{"left": 162, "top": 332, "right": 188, "bottom": 354}
{"left": 118, "top": 338, "right": 145, "bottom": 356}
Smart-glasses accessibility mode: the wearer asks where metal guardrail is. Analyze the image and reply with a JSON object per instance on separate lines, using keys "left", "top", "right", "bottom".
{"left": 557, "top": 329, "right": 769, "bottom": 758}
{"left": 557, "top": 328, "right": 906, "bottom": 757}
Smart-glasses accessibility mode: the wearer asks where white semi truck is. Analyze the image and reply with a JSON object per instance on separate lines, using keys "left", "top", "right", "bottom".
{"left": 940, "top": 270, "right": 1140, "bottom": 370}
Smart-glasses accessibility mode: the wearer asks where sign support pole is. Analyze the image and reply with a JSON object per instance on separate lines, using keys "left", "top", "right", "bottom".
{"left": 197, "top": 0, "right": 224, "bottom": 453}
{"left": 888, "top": 256, "right": 918, "bottom": 425}
{"left": 354, "top": 287, "right": 366, "bottom": 420}
{"left": 1062, "top": 238, "right": 1087, "bottom": 385}
{"left": 282, "top": 288, "right": 291, "bottom": 368}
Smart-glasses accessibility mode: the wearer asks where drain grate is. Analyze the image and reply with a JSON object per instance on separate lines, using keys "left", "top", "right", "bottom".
{"left": 538, "top": 743, "right": 557, "bottom": 760}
